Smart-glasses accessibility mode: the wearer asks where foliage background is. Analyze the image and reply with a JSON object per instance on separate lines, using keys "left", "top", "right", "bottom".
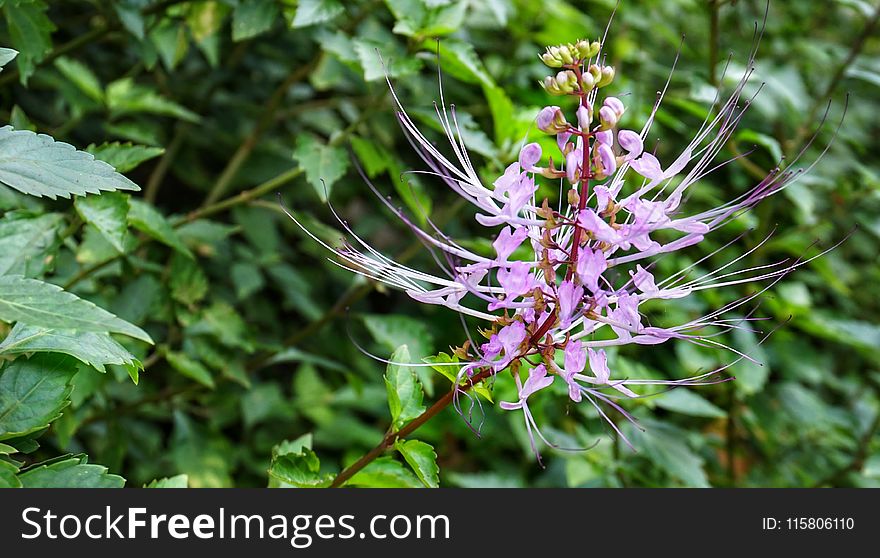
{"left": 1, "top": 0, "right": 879, "bottom": 488}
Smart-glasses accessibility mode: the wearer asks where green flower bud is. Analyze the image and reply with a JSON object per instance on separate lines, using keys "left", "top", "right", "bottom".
{"left": 558, "top": 45, "right": 574, "bottom": 65}
{"left": 541, "top": 52, "right": 562, "bottom": 68}
{"left": 589, "top": 41, "right": 601, "bottom": 58}
{"left": 598, "top": 66, "right": 615, "bottom": 87}
{"left": 580, "top": 71, "right": 595, "bottom": 92}
{"left": 574, "top": 39, "right": 591, "bottom": 59}
{"left": 589, "top": 64, "right": 602, "bottom": 84}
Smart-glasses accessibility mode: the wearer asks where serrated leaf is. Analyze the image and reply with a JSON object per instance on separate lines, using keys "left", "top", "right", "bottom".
{"left": 232, "top": 0, "right": 279, "bottom": 40}
{"left": 75, "top": 192, "right": 130, "bottom": 253}
{"left": 54, "top": 56, "right": 104, "bottom": 103}
{"left": 18, "top": 454, "right": 125, "bottom": 488}
{"left": 0, "top": 323, "right": 142, "bottom": 375}
{"left": 292, "top": 134, "right": 348, "bottom": 201}
{"left": 165, "top": 351, "right": 215, "bottom": 388}
{"left": 395, "top": 439, "right": 438, "bottom": 487}
{"left": 169, "top": 252, "right": 208, "bottom": 305}
{"left": 127, "top": 199, "right": 193, "bottom": 257}
{"left": 106, "top": 78, "right": 200, "bottom": 123}
{"left": 0, "top": 353, "right": 77, "bottom": 440}
{"left": 384, "top": 345, "right": 425, "bottom": 429}
{"left": 291, "top": 0, "right": 344, "bottom": 28}
{"left": 0, "top": 126, "right": 140, "bottom": 199}
{"left": 3, "top": 0, "right": 54, "bottom": 84}
{"left": 268, "top": 448, "right": 335, "bottom": 488}
{"left": 0, "top": 211, "right": 62, "bottom": 276}
{"left": 0, "top": 275, "right": 153, "bottom": 343}
{"left": 86, "top": 142, "right": 164, "bottom": 173}
{"left": 345, "top": 456, "right": 422, "bottom": 488}
{"left": 145, "top": 474, "right": 188, "bottom": 488}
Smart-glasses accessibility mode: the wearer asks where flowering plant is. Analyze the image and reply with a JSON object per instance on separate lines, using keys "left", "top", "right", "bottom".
{"left": 285, "top": 19, "right": 839, "bottom": 475}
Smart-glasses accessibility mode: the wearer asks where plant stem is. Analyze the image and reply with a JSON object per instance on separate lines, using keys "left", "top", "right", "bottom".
{"left": 330, "top": 368, "right": 494, "bottom": 488}
{"left": 708, "top": 0, "right": 720, "bottom": 87}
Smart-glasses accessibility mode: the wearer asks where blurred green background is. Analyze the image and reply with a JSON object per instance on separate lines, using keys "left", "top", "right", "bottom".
{"left": 1, "top": 0, "right": 878, "bottom": 487}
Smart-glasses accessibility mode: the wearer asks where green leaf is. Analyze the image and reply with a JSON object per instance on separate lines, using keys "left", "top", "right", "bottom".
{"left": 364, "top": 313, "right": 435, "bottom": 395}
{"left": 268, "top": 443, "right": 335, "bottom": 488}
{"left": 0, "top": 275, "right": 153, "bottom": 343}
{"left": 0, "top": 458, "right": 21, "bottom": 488}
{"left": 0, "top": 353, "right": 77, "bottom": 440}
{"left": 169, "top": 252, "right": 208, "bottom": 306}
{"left": 86, "top": 142, "right": 164, "bottom": 173}
{"left": 730, "top": 325, "right": 769, "bottom": 397}
{"left": 424, "top": 352, "right": 492, "bottom": 402}
{"left": 421, "top": 38, "right": 493, "bottom": 86}
{"left": 75, "top": 192, "right": 130, "bottom": 253}
{"left": 0, "top": 211, "right": 62, "bottom": 277}
{"left": 18, "top": 454, "right": 125, "bottom": 488}
{"left": 345, "top": 456, "right": 422, "bottom": 488}
{"left": 640, "top": 421, "right": 709, "bottom": 487}
{"left": 653, "top": 389, "right": 726, "bottom": 419}
{"left": 292, "top": 134, "right": 349, "bottom": 201}
{"left": 736, "top": 129, "right": 783, "bottom": 163}
{"left": 145, "top": 474, "right": 188, "bottom": 488}
{"left": 0, "top": 323, "right": 142, "bottom": 375}
{"left": 0, "top": 126, "right": 140, "bottom": 199}
{"left": 232, "top": 0, "right": 279, "bottom": 41}
{"left": 106, "top": 78, "right": 200, "bottom": 123}
{"left": 0, "top": 47, "right": 17, "bottom": 71}
{"left": 291, "top": 0, "right": 344, "bottom": 28}
{"left": 384, "top": 345, "right": 425, "bottom": 429}
{"left": 165, "top": 351, "right": 215, "bottom": 388}
{"left": 395, "top": 439, "right": 439, "bottom": 487}
{"left": 127, "top": 199, "right": 193, "bottom": 257}
{"left": 3, "top": 0, "right": 54, "bottom": 84}
{"left": 350, "top": 135, "right": 390, "bottom": 178}
{"left": 171, "top": 411, "right": 233, "bottom": 488}
{"left": 353, "top": 38, "right": 423, "bottom": 81}
{"left": 385, "top": 0, "right": 466, "bottom": 37}
{"left": 54, "top": 56, "right": 104, "bottom": 103}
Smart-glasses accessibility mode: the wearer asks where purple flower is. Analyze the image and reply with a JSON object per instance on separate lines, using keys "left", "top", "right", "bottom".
{"left": 500, "top": 364, "right": 554, "bottom": 410}
{"left": 576, "top": 247, "right": 607, "bottom": 293}
{"left": 493, "top": 226, "right": 528, "bottom": 263}
{"left": 617, "top": 130, "right": 643, "bottom": 159}
{"left": 556, "top": 280, "right": 582, "bottom": 329}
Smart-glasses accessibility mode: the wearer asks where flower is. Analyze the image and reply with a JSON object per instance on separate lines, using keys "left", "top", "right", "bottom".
{"left": 282, "top": 20, "right": 835, "bottom": 462}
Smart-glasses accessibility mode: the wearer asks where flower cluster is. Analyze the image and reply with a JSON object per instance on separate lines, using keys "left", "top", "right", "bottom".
{"left": 284, "top": 31, "right": 828, "bottom": 460}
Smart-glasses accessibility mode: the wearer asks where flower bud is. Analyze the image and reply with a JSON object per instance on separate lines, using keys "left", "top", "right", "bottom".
{"left": 603, "top": 96, "right": 626, "bottom": 117}
{"left": 537, "top": 106, "right": 569, "bottom": 134}
{"left": 576, "top": 104, "right": 592, "bottom": 131}
{"left": 574, "top": 40, "right": 591, "bottom": 59}
{"left": 588, "top": 64, "right": 602, "bottom": 84}
{"left": 599, "top": 106, "right": 618, "bottom": 129}
{"left": 558, "top": 45, "right": 574, "bottom": 65}
{"left": 589, "top": 41, "right": 601, "bottom": 58}
{"left": 580, "top": 71, "right": 595, "bottom": 92}
{"left": 598, "top": 66, "right": 615, "bottom": 87}
{"left": 541, "top": 52, "right": 562, "bottom": 68}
